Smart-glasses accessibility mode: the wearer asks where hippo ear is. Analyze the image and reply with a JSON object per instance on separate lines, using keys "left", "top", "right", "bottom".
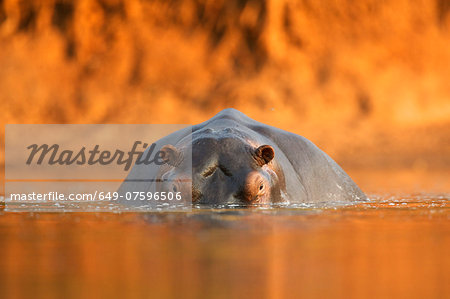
{"left": 254, "top": 145, "right": 274, "bottom": 166}
{"left": 160, "top": 144, "right": 181, "bottom": 167}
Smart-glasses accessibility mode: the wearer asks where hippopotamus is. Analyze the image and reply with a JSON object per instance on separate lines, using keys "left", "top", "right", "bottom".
{"left": 118, "top": 108, "right": 366, "bottom": 207}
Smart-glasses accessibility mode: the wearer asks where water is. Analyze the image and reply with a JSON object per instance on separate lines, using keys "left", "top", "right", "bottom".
{"left": 0, "top": 192, "right": 448, "bottom": 299}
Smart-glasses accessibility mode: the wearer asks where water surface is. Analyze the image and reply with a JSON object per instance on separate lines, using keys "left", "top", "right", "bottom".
{"left": 0, "top": 191, "right": 448, "bottom": 299}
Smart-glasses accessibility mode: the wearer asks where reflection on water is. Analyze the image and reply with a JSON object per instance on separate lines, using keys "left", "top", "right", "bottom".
{"left": 0, "top": 194, "right": 448, "bottom": 299}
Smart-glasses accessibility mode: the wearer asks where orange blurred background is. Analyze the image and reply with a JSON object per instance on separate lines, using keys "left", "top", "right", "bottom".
{"left": 1, "top": 0, "right": 450, "bottom": 192}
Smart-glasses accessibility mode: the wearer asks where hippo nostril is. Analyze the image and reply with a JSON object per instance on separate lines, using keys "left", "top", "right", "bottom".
{"left": 218, "top": 165, "right": 232, "bottom": 177}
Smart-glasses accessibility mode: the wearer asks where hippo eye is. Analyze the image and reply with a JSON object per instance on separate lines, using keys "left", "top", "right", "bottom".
{"left": 259, "top": 184, "right": 264, "bottom": 191}
{"left": 172, "top": 185, "right": 178, "bottom": 192}
{"left": 202, "top": 166, "right": 217, "bottom": 177}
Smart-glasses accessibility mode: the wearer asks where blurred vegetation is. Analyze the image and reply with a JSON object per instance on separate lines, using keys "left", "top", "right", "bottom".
{"left": 0, "top": 0, "right": 449, "bottom": 175}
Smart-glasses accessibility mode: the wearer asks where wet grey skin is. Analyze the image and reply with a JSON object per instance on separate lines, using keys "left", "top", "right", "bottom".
{"left": 118, "top": 108, "right": 367, "bottom": 207}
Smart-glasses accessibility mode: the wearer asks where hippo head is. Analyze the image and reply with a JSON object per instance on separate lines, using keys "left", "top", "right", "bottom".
{"left": 158, "top": 136, "right": 285, "bottom": 206}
